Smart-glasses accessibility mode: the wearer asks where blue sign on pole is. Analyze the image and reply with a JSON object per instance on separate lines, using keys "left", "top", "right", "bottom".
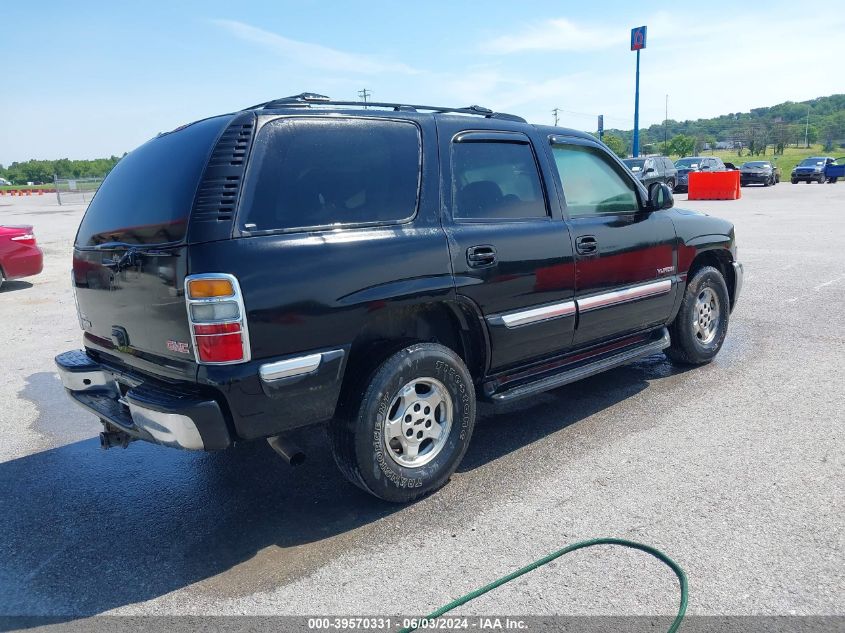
{"left": 631, "top": 26, "right": 647, "bottom": 51}
{"left": 631, "top": 25, "right": 647, "bottom": 157}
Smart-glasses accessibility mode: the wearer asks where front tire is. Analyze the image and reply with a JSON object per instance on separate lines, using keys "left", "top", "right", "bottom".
{"left": 329, "top": 343, "right": 476, "bottom": 503}
{"left": 665, "top": 266, "right": 730, "bottom": 365}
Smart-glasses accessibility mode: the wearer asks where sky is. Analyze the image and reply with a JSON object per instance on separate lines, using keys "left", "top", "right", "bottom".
{"left": 1, "top": 0, "right": 843, "bottom": 165}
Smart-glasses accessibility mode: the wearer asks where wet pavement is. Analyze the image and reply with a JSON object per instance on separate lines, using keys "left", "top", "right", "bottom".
{"left": 0, "top": 185, "right": 843, "bottom": 621}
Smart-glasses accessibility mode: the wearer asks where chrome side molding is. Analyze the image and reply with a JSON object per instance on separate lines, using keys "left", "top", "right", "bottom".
{"left": 488, "top": 300, "right": 576, "bottom": 328}
{"left": 577, "top": 279, "right": 672, "bottom": 313}
{"left": 487, "top": 279, "right": 673, "bottom": 329}
{"left": 259, "top": 353, "right": 324, "bottom": 383}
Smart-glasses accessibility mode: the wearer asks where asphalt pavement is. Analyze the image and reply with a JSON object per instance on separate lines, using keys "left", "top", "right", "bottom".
{"left": 0, "top": 183, "right": 842, "bottom": 625}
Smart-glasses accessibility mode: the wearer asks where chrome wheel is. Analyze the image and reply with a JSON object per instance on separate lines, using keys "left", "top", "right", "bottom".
{"left": 382, "top": 377, "right": 453, "bottom": 468}
{"left": 693, "top": 287, "right": 720, "bottom": 345}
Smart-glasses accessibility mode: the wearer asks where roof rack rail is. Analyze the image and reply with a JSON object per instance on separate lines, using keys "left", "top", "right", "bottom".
{"left": 245, "top": 93, "right": 526, "bottom": 122}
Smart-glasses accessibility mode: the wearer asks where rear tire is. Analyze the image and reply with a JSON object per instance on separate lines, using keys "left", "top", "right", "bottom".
{"left": 666, "top": 179, "right": 676, "bottom": 192}
{"left": 329, "top": 342, "right": 476, "bottom": 503}
{"left": 665, "top": 266, "right": 730, "bottom": 365}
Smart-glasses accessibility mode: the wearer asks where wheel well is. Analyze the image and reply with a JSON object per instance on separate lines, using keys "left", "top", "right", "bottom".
{"left": 688, "top": 249, "right": 736, "bottom": 307}
{"left": 335, "top": 302, "right": 487, "bottom": 417}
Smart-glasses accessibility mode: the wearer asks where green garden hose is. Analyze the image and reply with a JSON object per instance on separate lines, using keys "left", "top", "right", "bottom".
{"left": 401, "top": 537, "right": 688, "bottom": 633}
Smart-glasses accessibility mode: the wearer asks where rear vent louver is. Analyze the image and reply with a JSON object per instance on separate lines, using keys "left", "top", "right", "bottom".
{"left": 191, "top": 113, "right": 255, "bottom": 224}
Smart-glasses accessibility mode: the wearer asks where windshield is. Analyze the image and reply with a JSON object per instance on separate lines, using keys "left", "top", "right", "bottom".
{"left": 799, "top": 158, "right": 824, "bottom": 167}
{"left": 742, "top": 162, "right": 770, "bottom": 168}
{"left": 622, "top": 159, "right": 645, "bottom": 172}
{"left": 675, "top": 158, "right": 701, "bottom": 168}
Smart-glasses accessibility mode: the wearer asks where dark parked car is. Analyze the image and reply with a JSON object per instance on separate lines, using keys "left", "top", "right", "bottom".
{"left": 740, "top": 161, "right": 780, "bottom": 186}
{"left": 0, "top": 225, "right": 43, "bottom": 290}
{"left": 622, "top": 156, "right": 678, "bottom": 193}
{"left": 56, "top": 94, "right": 743, "bottom": 502}
{"left": 673, "top": 156, "right": 726, "bottom": 192}
{"left": 791, "top": 156, "right": 835, "bottom": 184}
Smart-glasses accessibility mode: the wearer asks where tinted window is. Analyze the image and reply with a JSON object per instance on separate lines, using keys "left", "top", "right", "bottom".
{"left": 799, "top": 158, "right": 824, "bottom": 166}
{"left": 675, "top": 158, "right": 702, "bottom": 168}
{"left": 623, "top": 159, "right": 645, "bottom": 172}
{"left": 551, "top": 144, "right": 639, "bottom": 216}
{"left": 452, "top": 141, "right": 547, "bottom": 220}
{"left": 239, "top": 118, "right": 420, "bottom": 232}
{"left": 75, "top": 115, "right": 230, "bottom": 247}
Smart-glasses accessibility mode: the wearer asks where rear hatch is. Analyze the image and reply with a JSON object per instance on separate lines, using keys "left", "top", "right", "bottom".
{"left": 72, "top": 114, "right": 235, "bottom": 379}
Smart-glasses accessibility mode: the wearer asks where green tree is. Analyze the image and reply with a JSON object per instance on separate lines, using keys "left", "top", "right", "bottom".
{"left": 603, "top": 134, "right": 627, "bottom": 158}
{"left": 666, "top": 134, "right": 695, "bottom": 157}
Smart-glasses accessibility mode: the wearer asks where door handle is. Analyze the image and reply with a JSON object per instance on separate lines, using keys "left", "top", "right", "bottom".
{"left": 466, "top": 245, "right": 497, "bottom": 268}
{"left": 575, "top": 235, "right": 598, "bottom": 255}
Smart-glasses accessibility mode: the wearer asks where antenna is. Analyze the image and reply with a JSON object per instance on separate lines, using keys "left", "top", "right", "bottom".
{"left": 552, "top": 107, "right": 560, "bottom": 126}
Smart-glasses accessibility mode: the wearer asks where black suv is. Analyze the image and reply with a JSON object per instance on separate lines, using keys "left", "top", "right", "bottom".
{"left": 622, "top": 156, "right": 678, "bottom": 193}
{"left": 56, "top": 94, "right": 743, "bottom": 502}
{"left": 674, "top": 156, "right": 727, "bottom": 192}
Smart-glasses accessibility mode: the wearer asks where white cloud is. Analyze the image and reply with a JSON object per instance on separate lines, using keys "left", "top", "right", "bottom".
{"left": 482, "top": 18, "right": 625, "bottom": 53}
{"left": 211, "top": 19, "right": 419, "bottom": 75}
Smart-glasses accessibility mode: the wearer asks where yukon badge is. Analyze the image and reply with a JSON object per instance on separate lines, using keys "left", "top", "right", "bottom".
{"left": 166, "top": 340, "right": 190, "bottom": 354}
{"left": 657, "top": 266, "right": 675, "bottom": 275}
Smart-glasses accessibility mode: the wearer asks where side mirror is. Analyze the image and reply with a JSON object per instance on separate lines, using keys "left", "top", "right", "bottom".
{"left": 700, "top": 165, "right": 711, "bottom": 171}
{"left": 648, "top": 183, "right": 674, "bottom": 211}
{"left": 644, "top": 167, "right": 656, "bottom": 174}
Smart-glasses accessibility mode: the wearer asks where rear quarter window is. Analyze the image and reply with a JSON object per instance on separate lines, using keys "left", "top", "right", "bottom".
{"left": 75, "top": 115, "right": 230, "bottom": 247}
{"left": 238, "top": 117, "right": 421, "bottom": 232}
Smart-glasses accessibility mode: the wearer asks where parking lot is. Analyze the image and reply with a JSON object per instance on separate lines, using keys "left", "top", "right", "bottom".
{"left": 0, "top": 184, "right": 842, "bottom": 624}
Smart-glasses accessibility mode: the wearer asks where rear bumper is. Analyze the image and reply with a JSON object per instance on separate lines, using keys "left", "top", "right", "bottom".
{"left": 56, "top": 343, "right": 349, "bottom": 446}
{"left": 2, "top": 245, "right": 43, "bottom": 280}
{"left": 55, "top": 350, "right": 231, "bottom": 450}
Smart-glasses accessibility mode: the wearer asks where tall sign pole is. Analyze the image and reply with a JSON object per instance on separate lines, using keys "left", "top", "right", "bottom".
{"left": 631, "top": 26, "right": 647, "bottom": 157}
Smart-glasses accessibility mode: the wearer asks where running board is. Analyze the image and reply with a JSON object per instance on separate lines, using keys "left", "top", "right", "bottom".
{"left": 488, "top": 328, "right": 671, "bottom": 404}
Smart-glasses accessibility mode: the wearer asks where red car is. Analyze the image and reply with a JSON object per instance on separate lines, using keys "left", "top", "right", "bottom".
{"left": 0, "top": 225, "right": 43, "bottom": 289}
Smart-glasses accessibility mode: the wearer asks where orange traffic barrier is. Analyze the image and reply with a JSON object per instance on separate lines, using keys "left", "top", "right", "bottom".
{"left": 688, "top": 171, "right": 741, "bottom": 200}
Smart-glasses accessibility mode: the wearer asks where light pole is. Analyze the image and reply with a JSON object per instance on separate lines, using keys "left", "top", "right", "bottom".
{"left": 804, "top": 105, "right": 810, "bottom": 148}
{"left": 630, "top": 26, "right": 647, "bottom": 157}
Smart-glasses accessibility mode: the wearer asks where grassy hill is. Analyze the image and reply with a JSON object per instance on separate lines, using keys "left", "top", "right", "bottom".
{"left": 606, "top": 94, "right": 845, "bottom": 159}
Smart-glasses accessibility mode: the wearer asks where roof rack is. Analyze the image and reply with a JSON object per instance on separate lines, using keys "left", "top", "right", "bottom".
{"left": 245, "top": 92, "right": 526, "bottom": 123}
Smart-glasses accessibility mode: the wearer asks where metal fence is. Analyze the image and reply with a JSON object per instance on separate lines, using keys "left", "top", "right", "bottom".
{"left": 54, "top": 176, "right": 103, "bottom": 205}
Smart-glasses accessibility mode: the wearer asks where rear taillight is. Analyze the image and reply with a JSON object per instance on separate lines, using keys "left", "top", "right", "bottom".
{"left": 10, "top": 233, "right": 35, "bottom": 245}
{"left": 184, "top": 273, "right": 251, "bottom": 364}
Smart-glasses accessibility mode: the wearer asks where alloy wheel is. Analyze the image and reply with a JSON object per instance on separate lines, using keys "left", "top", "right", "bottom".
{"left": 382, "top": 377, "right": 453, "bottom": 468}
{"left": 693, "top": 287, "right": 721, "bottom": 345}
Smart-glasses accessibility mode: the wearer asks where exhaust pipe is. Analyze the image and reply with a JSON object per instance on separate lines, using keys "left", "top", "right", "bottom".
{"left": 267, "top": 434, "right": 306, "bottom": 466}
{"left": 100, "top": 430, "right": 134, "bottom": 450}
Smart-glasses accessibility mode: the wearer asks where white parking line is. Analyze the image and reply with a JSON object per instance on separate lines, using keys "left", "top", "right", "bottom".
{"left": 814, "top": 276, "right": 844, "bottom": 291}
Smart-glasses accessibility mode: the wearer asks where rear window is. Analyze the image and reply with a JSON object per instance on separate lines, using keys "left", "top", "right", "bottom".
{"left": 75, "top": 115, "right": 230, "bottom": 248}
{"left": 238, "top": 117, "right": 420, "bottom": 232}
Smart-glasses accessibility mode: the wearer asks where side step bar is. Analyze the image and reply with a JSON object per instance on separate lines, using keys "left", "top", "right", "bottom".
{"left": 489, "top": 328, "right": 671, "bottom": 404}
